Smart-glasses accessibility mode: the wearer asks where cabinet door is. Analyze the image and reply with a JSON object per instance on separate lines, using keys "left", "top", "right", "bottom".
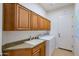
{"left": 16, "top": 4, "right": 30, "bottom": 30}
{"left": 47, "top": 20, "right": 50, "bottom": 30}
{"left": 31, "top": 12, "right": 38, "bottom": 30}
{"left": 13, "top": 49, "right": 32, "bottom": 56}
{"left": 3, "top": 3, "right": 16, "bottom": 31}
{"left": 4, "top": 49, "right": 32, "bottom": 56}
{"left": 43, "top": 19, "right": 47, "bottom": 30}
{"left": 40, "top": 42, "right": 46, "bottom": 56}
{"left": 38, "top": 16, "right": 51, "bottom": 30}
{"left": 38, "top": 16, "right": 44, "bottom": 30}
{"left": 45, "top": 20, "right": 50, "bottom": 30}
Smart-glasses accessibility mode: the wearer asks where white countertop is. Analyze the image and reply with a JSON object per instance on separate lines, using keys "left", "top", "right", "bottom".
{"left": 4, "top": 39, "right": 46, "bottom": 51}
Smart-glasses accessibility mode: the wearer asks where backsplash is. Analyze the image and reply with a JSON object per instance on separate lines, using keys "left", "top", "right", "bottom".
{"left": 2, "top": 31, "right": 48, "bottom": 45}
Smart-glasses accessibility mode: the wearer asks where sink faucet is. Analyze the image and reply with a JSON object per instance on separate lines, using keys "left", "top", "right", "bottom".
{"left": 30, "top": 35, "right": 32, "bottom": 40}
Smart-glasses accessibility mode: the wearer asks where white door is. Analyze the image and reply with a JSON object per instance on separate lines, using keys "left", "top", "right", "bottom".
{"left": 57, "top": 12, "right": 73, "bottom": 50}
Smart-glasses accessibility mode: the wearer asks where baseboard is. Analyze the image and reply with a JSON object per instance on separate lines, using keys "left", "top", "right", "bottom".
{"left": 58, "top": 48, "right": 72, "bottom": 52}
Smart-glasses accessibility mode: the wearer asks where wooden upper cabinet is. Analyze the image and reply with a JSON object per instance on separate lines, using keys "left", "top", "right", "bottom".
{"left": 3, "top": 4, "right": 15, "bottom": 31}
{"left": 38, "top": 16, "right": 44, "bottom": 30}
{"left": 16, "top": 4, "right": 30, "bottom": 30}
{"left": 31, "top": 12, "right": 38, "bottom": 30}
{"left": 44, "top": 19, "right": 51, "bottom": 30}
{"left": 47, "top": 20, "right": 51, "bottom": 30}
{"left": 3, "top": 3, "right": 51, "bottom": 31}
{"left": 38, "top": 16, "right": 50, "bottom": 30}
{"left": 3, "top": 3, "right": 30, "bottom": 31}
{"left": 43, "top": 19, "right": 47, "bottom": 30}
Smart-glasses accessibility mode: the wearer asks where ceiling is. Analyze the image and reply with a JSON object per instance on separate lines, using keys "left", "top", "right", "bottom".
{"left": 38, "top": 3, "right": 74, "bottom": 12}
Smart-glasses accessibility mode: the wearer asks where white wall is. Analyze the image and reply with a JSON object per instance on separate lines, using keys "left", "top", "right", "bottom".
{"left": 0, "top": 3, "right": 2, "bottom": 55}
{"left": 20, "top": 3, "right": 47, "bottom": 18}
{"left": 47, "top": 4, "right": 74, "bottom": 35}
{"left": 47, "top": 5, "right": 74, "bottom": 48}
{"left": 2, "top": 31, "right": 47, "bottom": 45}
{"left": 73, "top": 4, "right": 79, "bottom": 56}
{"left": 2, "top": 3, "right": 47, "bottom": 45}
{"left": 74, "top": 4, "right": 79, "bottom": 40}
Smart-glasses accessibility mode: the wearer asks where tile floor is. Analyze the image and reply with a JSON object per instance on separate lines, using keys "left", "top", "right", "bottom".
{"left": 52, "top": 48, "right": 74, "bottom": 56}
